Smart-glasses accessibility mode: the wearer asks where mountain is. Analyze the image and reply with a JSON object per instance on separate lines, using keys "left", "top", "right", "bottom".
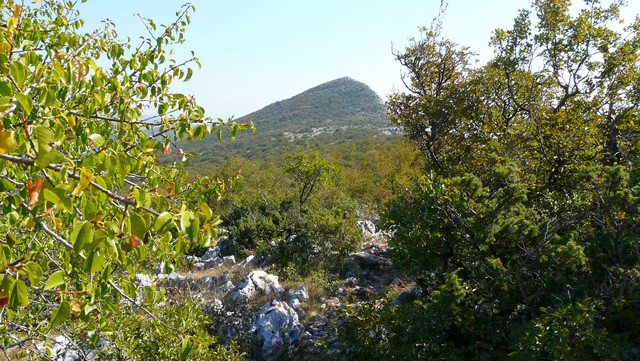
{"left": 180, "top": 77, "right": 397, "bottom": 167}
{"left": 238, "top": 77, "right": 388, "bottom": 135}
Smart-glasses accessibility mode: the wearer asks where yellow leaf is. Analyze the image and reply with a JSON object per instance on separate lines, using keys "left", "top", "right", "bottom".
{"left": 71, "top": 168, "right": 92, "bottom": 196}
{"left": 53, "top": 217, "right": 63, "bottom": 231}
{"left": 0, "top": 129, "right": 16, "bottom": 154}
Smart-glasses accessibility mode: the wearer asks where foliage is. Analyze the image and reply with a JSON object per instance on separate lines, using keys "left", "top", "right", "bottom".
{"left": 0, "top": 0, "right": 251, "bottom": 357}
{"left": 210, "top": 147, "right": 362, "bottom": 275}
{"left": 344, "top": 0, "right": 640, "bottom": 359}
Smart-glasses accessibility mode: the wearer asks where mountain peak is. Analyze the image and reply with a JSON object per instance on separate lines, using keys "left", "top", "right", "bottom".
{"left": 240, "top": 77, "right": 385, "bottom": 130}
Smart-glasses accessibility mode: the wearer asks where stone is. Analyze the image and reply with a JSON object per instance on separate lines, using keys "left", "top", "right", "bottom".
{"left": 357, "top": 220, "right": 377, "bottom": 237}
{"left": 293, "top": 285, "right": 309, "bottom": 302}
{"left": 223, "top": 255, "right": 236, "bottom": 265}
{"left": 248, "top": 299, "right": 304, "bottom": 361}
{"left": 237, "top": 254, "right": 257, "bottom": 270}
{"left": 200, "top": 246, "right": 221, "bottom": 262}
{"left": 231, "top": 270, "right": 284, "bottom": 303}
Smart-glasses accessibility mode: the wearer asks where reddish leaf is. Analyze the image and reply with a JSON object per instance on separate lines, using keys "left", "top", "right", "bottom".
{"left": 129, "top": 234, "right": 143, "bottom": 248}
{"left": 26, "top": 176, "right": 44, "bottom": 206}
{"left": 0, "top": 296, "right": 7, "bottom": 307}
{"left": 160, "top": 142, "right": 171, "bottom": 155}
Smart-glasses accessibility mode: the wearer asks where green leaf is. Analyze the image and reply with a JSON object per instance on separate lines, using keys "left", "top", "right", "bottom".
{"left": 24, "top": 262, "right": 43, "bottom": 285}
{"left": 49, "top": 301, "right": 71, "bottom": 328}
{"left": 34, "top": 125, "right": 54, "bottom": 154}
{"left": 130, "top": 213, "right": 147, "bottom": 238}
{"left": 85, "top": 247, "right": 105, "bottom": 273}
{"left": 35, "top": 150, "right": 64, "bottom": 169}
{"left": 42, "top": 186, "right": 72, "bottom": 212}
{"left": 184, "top": 68, "right": 193, "bottom": 82}
{"left": 43, "top": 270, "right": 65, "bottom": 290}
{"left": 15, "top": 92, "right": 32, "bottom": 116}
{"left": 0, "top": 244, "right": 11, "bottom": 267}
{"left": 70, "top": 221, "right": 94, "bottom": 253}
{"left": 88, "top": 133, "right": 105, "bottom": 147}
{"left": 10, "top": 61, "right": 27, "bottom": 87}
{"left": 180, "top": 337, "right": 193, "bottom": 360}
{"left": 199, "top": 202, "right": 213, "bottom": 221}
{"left": 158, "top": 102, "right": 168, "bottom": 115}
{"left": 143, "top": 285, "right": 155, "bottom": 304}
{"left": 154, "top": 212, "right": 173, "bottom": 234}
{"left": 9, "top": 279, "right": 29, "bottom": 308}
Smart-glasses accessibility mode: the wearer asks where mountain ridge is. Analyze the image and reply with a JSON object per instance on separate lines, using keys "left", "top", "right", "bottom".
{"left": 180, "top": 77, "right": 395, "bottom": 166}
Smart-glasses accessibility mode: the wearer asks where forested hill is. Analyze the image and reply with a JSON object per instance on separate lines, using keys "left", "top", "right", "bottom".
{"left": 182, "top": 77, "right": 395, "bottom": 166}
{"left": 238, "top": 76, "right": 387, "bottom": 131}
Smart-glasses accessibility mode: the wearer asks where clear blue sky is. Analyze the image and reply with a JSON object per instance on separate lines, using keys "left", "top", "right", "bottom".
{"left": 77, "top": 1, "right": 640, "bottom": 120}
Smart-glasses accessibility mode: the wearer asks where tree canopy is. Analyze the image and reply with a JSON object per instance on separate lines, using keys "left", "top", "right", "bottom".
{"left": 0, "top": 0, "right": 250, "bottom": 358}
{"left": 343, "top": 0, "right": 640, "bottom": 359}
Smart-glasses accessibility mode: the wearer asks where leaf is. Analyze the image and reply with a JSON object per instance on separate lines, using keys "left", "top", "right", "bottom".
{"left": 34, "top": 125, "right": 54, "bottom": 154}
{"left": 180, "top": 337, "right": 193, "bottom": 360}
{"left": 88, "top": 133, "right": 105, "bottom": 147}
{"left": 15, "top": 92, "right": 32, "bottom": 116}
{"left": 199, "top": 202, "right": 213, "bottom": 221}
{"left": 26, "top": 176, "right": 43, "bottom": 206}
{"left": 85, "top": 247, "right": 105, "bottom": 273}
{"left": 9, "top": 279, "right": 29, "bottom": 308}
{"left": 129, "top": 213, "right": 147, "bottom": 238}
{"left": 0, "top": 296, "right": 7, "bottom": 307}
{"left": 158, "top": 102, "right": 168, "bottom": 115}
{"left": 70, "top": 221, "right": 94, "bottom": 253}
{"left": 43, "top": 270, "right": 65, "bottom": 290}
{"left": 24, "top": 262, "right": 43, "bottom": 285}
{"left": 49, "top": 301, "right": 71, "bottom": 328}
{"left": 184, "top": 68, "right": 193, "bottom": 82}
{"left": 43, "top": 186, "right": 72, "bottom": 212}
{"left": 128, "top": 234, "right": 143, "bottom": 248}
{"left": 71, "top": 168, "right": 92, "bottom": 196}
{"left": 0, "top": 128, "right": 16, "bottom": 154}
{"left": 154, "top": 212, "right": 173, "bottom": 234}
{"left": 35, "top": 150, "right": 64, "bottom": 168}
{"left": 10, "top": 61, "right": 27, "bottom": 87}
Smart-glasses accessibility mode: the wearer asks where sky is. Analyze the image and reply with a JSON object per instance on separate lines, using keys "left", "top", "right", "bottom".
{"left": 76, "top": 1, "right": 640, "bottom": 120}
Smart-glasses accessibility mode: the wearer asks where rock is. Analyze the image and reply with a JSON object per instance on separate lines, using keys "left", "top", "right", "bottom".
{"left": 349, "top": 251, "right": 389, "bottom": 269}
{"left": 237, "top": 254, "right": 257, "bottom": 270}
{"left": 357, "top": 220, "right": 377, "bottom": 238}
{"left": 290, "top": 298, "right": 303, "bottom": 312}
{"left": 249, "top": 299, "right": 304, "bottom": 361}
{"left": 203, "top": 298, "right": 224, "bottom": 315}
{"left": 38, "top": 334, "right": 106, "bottom": 361}
{"left": 389, "top": 277, "right": 402, "bottom": 287}
{"left": 201, "top": 246, "right": 221, "bottom": 262}
{"left": 345, "top": 276, "right": 358, "bottom": 287}
{"left": 293, "top": 285, "right": 309, "bottom": 302}
{"left": 231, "top": 270, "right": 284, "bottom": 303}
{"left": 392, "top": 284, "right": 423, "bottom": 305}
{"left": 223, "top": 255, "right": 236, "bottom": 265}
{"left": 134, "top": 273, "right": 153, "bottom": 287}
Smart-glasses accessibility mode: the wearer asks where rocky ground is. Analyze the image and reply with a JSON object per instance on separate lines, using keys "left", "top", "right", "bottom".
{"left": 43, "top": 221, "right": 408, "bottom": 361}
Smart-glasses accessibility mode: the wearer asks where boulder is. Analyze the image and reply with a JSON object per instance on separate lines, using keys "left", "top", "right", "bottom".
{"left": 249, "top": 299, "right": 304, "bottom": 361}
{"left": 231, "top": 270, "right": 284, "bottom": 303}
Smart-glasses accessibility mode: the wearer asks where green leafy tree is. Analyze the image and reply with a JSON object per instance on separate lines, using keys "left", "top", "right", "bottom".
{"left": 344, "top": 0, "right": 640, "bottom": 359}
{"left": 284, "top": 144, "right": 337, "bottom": 208}
{"left": 0, "top": 0, "right": 250, "bottom": 358}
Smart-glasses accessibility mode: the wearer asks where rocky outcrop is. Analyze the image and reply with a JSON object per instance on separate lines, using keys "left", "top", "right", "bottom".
{"left": 231, "top": 270, "right": 284, "bottom": 303}
{"left": 249, "top": 299, "right": 304, "bottom": 361}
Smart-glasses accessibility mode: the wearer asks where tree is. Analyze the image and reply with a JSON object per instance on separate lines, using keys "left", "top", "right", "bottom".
{"left": 0, "top": 0, "right": 250, "bottom": 358}
{"left": 283, "top": 144, "right": 337, "bottom": 209}
{"left": 344, "top": 0, "right": 640, "bottom": 359}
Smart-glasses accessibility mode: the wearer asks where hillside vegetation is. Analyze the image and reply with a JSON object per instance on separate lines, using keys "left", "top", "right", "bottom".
{"left": 177, "top": 77, "right": 396, "bottom": 168}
